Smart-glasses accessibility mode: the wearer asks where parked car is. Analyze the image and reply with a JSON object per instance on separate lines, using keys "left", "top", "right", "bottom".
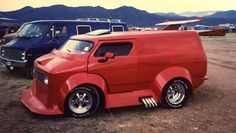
{"left": 0, "top": 17, "right": 19, "bottom": 39}
{"left": 21, "top": 30, "right": 208, "bottom": 117}
{"left": 0, "top": 19, "right": 128, "bottom": 77}
{"left": 0, "top": 32, "right": 18, "bottom": 45}
{"left": 0, "top": 23, "right": 25, "bottom": 45}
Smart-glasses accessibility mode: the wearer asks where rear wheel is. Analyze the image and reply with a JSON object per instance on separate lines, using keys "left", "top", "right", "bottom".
{"left": 162, "top": 79, "right": 190, "bottom": 108}
{"left": 65, "top": 85, "right": 100, "bottom": 118}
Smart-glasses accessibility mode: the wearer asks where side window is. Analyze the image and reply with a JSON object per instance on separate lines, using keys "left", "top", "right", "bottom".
{"left": 94, "top": 42, "right": 133, "bottom": 57}
{"left": 112, "top": 26, "right": 124, "bottom": 32}
{"left": 77, "top": 25, "right": 91, "bottom": 34}
{"left": 54, "top": 25, "right": 68, "bottom": 36}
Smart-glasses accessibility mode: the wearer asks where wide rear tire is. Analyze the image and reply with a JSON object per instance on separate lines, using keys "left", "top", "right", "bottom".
{"left": 162, "top": 79, "right": 190, "bottom": 108}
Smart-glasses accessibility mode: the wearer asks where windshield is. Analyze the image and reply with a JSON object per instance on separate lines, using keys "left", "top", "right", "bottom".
{"left": 18, "top": 23, "right": 49, "bottom": 37}
{"left": 16, "top": 24, "right": 26, "bottom": 33}
{"left": 60, "top": 40, "right": 94, "bottom": 54}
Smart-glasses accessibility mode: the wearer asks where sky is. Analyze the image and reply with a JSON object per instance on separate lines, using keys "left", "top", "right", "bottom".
{"left": 1, "top": 0, "right": 236, "bottom": 13}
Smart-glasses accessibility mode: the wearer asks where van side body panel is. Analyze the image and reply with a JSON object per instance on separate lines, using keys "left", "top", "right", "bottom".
{"left": 132, "top": 31, "right": 206, "bottom": 103}
{"left": 136, "top": 31, "right": 206, "bottom": 88}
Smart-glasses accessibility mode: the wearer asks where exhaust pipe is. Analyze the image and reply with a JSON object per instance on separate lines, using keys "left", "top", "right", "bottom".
{"left": 147, "top": 98, "right": 154, "bottom": 107}
{"left": 150, "top": 97, "right": 158, "bottom": 106}
{"left": 141, "top": 98, "right": 148, "bottom": 108}
{"left": 145, "top": 98, "right": 152, "bottom": 107}
{"left": 140, "top": 97, "right": 158, "bottom": 108}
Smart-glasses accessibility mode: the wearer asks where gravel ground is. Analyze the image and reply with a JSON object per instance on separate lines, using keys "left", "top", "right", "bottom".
{"left": 0, "top": 33, "right": 236, "bottom": 133}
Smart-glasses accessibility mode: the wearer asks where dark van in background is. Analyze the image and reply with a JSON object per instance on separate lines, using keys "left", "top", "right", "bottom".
{"left": 0, "top": 18, "right": 128, "bottom": 77}
{"left": 0, "top": 17, "right": 20, "bottom": 39}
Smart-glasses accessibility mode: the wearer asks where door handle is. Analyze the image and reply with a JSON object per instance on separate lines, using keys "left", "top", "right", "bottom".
{"left": 98, "top": 58, "right": 108, "bottom": 63}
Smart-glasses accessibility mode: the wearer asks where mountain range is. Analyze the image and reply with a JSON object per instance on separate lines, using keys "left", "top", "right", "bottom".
{"left": 0, "top": 5, "right": 236, "bottom": 27}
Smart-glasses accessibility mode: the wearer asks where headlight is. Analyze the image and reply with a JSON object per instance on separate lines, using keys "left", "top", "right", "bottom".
{"left": 1, "top": 50, "right": 4, "bottom": 56}
{"left": 21, "top": 51, "right": 26, "bottom": 60}
{"left": 44, "top": 77, "right": 49, "bottom": 85}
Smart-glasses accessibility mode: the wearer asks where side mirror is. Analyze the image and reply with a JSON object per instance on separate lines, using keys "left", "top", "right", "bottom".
{"left": 46, "top": 33, "right": 51, "bottom": 38}
{"left": 105, "top": 52, "right": 114, "bottom": 58}
{"left": 98, "top": 52, "right": 115, "bottom": 63}
{"left": 54, "top": 31, "right": 61, "bottom": 37}
{"left": 55, "top": 31, "right": 61, "bottom": 35}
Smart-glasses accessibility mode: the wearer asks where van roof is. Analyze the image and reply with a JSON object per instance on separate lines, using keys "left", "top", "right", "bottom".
{"left": 70, "top": 30, "right": 198, "bottom": 41}
{"left": 25, "top": 20, "right": 127, "bottom": 24}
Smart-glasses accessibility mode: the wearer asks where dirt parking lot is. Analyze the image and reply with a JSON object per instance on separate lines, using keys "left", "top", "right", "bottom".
{"left": 0, "top": 34, "right": 236, "bottom": 133}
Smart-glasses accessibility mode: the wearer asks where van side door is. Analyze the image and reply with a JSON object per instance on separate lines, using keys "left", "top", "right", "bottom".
{"left": 88, "top": 40, "right": 138, "bottom": 93}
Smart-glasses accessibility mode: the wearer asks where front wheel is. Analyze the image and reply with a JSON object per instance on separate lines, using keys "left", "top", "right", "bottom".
{"left": 162, "top": 79, "right": 190, "bottom": 108}
{"left": 65, "top": 85, "right": 100, "bottom": 118}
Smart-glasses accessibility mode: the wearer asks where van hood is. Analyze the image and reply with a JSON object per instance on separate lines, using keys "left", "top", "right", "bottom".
{"left": 35, "top": 50, "right": 88, "bottom": 74}
{"left": 3, "top": 37, "right": 41, "bottom": 50}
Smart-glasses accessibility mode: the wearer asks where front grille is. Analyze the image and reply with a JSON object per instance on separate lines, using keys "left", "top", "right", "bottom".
{"left": 34, "top": 69, "right": 47, "bottom": 83}
{"left": 1, "top": 48, "right": 24, "bottom": 61}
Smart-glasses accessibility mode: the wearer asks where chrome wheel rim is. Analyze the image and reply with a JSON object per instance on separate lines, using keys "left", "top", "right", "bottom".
{"left": 69, "top": 90, "right": 93, "bottom": 114}
{"left": 167, "top": 82, "right": 186, "bottom": 105}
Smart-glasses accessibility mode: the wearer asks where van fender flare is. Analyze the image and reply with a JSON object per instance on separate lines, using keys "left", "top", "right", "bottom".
{"left": 153, "top": 67, "right": 192, "bottom": 101}
{"left": 59, "top": 73, "right": 108, "bottom": 112}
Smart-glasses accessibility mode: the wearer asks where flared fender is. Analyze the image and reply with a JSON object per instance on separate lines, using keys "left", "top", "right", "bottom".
{"left": 61, "top": 73, "right": 108, "bottom": 96}
{"left": 57, "top": 73, "right": 108, "bottom": 111}
{"left": 151, "top": 67, "right": 192, "bottom": 102}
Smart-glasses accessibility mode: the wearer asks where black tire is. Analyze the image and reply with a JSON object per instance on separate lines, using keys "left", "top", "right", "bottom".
{"left": 6, "top": 66, "right": 19, "bottom": 73}
{"left": 162, "top": 79, "right": 190, "bottom": 109}
{"left": 65, "top": 85, "right": 100, "bottom": 118}
{"left": 26, "top": 66, "right": 33, "bottom": 79}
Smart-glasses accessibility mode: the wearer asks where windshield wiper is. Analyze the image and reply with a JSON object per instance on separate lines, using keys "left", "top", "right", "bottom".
{"left": 18, "top": 35, "right": 31, "bottom": 38}
{"left": 18, "top": 34, "right": 40, "bottom": 38}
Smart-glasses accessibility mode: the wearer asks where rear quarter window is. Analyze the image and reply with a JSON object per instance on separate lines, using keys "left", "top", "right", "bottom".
{"left": 94, "top": 42, "right": 133, "bottom": 57}
{"left": 112, "top": 26, "right": 124, "bottom": 32}
{"left": 77, "top": 25, "right": 91, "bottom": 34}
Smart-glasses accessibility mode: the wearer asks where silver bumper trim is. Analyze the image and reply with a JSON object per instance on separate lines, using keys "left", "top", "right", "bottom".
{"left": 0, "top": 56, "right": 27, "bottom": 63}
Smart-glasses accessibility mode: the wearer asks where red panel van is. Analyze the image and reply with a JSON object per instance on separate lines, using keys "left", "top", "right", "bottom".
{"left": 21, "top": 30, "right": 207, "bottom": 118}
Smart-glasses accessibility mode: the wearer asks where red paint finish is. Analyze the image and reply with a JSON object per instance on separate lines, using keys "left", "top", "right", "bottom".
{"left": 21, "top": 31, "right": 207, "bottom": 115}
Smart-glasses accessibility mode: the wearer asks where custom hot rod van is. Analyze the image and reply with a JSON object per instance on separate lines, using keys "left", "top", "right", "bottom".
{"left": 21, "top": 30, "right": 207, "bottom": 118}
{"left": 0, "top": 19, "right": 128, "bottom": 77}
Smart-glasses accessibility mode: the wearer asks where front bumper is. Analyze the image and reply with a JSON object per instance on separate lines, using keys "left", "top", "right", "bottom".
{"left": 21, "top": 88, "right": 63, "bottom": 115}
{"left": 0, "top": 56, "right": 27, "bottom": 67}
